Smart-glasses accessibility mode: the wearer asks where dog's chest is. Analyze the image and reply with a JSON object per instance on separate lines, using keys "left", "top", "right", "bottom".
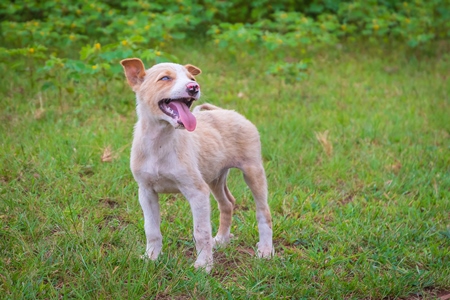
{"left": 131, "top": 149, "right": 182, "bottom": 193}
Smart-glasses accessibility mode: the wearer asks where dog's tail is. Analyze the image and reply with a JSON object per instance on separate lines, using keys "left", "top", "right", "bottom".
{"left": 193, "top": 103, "right": 222, "bottom": 113}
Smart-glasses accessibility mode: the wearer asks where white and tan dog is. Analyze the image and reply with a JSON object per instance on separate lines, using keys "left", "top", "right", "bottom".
{"left": 120, "top": 58, "right": 273, "bottom": 271}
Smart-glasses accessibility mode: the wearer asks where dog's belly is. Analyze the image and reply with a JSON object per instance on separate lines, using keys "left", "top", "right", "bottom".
{"left": 134, "top": 170, "right": 181, "bottom": 194}
{"left": 153, "top": 184, "right": 180, "bottom": 194}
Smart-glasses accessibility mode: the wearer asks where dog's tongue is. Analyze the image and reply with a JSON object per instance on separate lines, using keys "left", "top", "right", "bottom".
{"left": 169, "top": 101, "right": 197, "bottom": 131}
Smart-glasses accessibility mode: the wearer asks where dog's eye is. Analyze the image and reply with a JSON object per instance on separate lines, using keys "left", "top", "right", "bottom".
{"left": 190, "top": 78, "right": 196, "bottom": 81}
{"left": 159, "top": 76, "right": 171, "bottom": 81}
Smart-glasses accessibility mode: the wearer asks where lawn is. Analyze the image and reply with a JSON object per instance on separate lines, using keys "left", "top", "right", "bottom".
{"left": 1, "top": 43, "right": 449, "bottom": 299}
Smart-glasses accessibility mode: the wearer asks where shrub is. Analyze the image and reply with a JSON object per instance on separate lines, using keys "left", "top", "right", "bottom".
{"left": 0, "top": 0, "right": 448, "bottom": 92}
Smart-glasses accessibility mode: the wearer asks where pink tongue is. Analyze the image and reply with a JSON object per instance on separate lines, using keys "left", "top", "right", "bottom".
{"left": 169, "top": 101, "right": 197, "bottom": 131}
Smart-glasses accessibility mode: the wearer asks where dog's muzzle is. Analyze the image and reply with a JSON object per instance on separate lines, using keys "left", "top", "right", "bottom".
{"left": 186, "top": 82, "right": 200, "bottom": 97}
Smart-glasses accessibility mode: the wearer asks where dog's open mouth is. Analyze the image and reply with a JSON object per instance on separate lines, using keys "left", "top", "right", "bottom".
{"left": 158, "top": 98, "right": 197, "bottom": 131}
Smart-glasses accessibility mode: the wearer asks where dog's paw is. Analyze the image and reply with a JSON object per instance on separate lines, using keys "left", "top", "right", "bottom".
{"left": 213, "top": 234, "right": 234, "bottom": 248}
{"left": 141, "top": 248, "right": 161, "bottom": 261}
{"left": 194, "top": 259, "right": 213, "bottom": 273}
{"left": 256, "top": 242, "right": 274, "bottom": 259}
{"left": 140, "top": 253, "right": 159, "bottom": 260}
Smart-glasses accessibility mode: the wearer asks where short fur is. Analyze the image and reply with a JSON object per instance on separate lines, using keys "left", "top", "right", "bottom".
{"left": 120, "top": 58, "right": 273, "bottom": 271}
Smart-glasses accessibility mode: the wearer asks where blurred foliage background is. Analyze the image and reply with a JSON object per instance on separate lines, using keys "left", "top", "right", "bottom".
{"left": 1, "top": 0, "right": 449, "bottom": 89}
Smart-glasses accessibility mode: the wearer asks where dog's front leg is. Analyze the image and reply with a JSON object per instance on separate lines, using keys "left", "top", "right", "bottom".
{"left": 182, "top": 185, "right": 213, "bottom": 272}
{"left": 139, "top": 186, "right": 162, "bottom": 260}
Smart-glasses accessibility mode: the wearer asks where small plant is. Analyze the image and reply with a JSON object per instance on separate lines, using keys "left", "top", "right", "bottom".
{"left": 266, "top": 61, "right": 309, "bottom": 84}
{"left": 0, "top": 44, "right": 48, "bottom": 88}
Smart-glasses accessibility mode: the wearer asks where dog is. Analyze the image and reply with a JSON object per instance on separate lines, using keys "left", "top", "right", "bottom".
{"left": 120, "top": 58, "right": 273, "bottom": 271}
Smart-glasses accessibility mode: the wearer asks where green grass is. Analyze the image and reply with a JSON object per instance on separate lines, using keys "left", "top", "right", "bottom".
{"left": 1, "top": 43, "right": 449, "bottom": 299}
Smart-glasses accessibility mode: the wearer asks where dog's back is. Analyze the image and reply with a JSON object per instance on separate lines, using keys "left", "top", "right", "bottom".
{"left": 193, "top": 103, "right": 222, "bottom": 112}
{"left": 190, "top": 106, "right": 262, "bottom": 183}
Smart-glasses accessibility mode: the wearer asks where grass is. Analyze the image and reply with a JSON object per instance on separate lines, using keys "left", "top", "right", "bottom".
{"left": 1, "top": 42, "right": 449, "bottom": 299}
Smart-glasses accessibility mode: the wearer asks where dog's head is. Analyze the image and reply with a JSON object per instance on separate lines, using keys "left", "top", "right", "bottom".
{"left": 121, "top": 58, "right": 202, "bottom": 132}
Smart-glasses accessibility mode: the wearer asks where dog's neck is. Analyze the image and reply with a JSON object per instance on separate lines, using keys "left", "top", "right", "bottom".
{"left": 135, "top": 105, "right": 179, "bottom": 149}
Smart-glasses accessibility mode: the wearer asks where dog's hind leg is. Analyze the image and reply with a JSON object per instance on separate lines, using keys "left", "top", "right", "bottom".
{"left": 241, "top": 163, "right": 274, "bottom": 258}
{"left": 209, "top": 170, "right": 235, "bottom": 247}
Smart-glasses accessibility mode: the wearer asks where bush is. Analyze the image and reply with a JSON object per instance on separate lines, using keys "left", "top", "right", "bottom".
{"left": 209, "top": 0, "right": 450, "bottom": 52}
{"left": 0, "top": 0, "right": 448, "bottom": 91}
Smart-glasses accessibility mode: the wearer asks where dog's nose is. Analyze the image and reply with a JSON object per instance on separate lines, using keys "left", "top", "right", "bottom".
{"left": 186, "top": 82, "right": 200, "bottom": 96}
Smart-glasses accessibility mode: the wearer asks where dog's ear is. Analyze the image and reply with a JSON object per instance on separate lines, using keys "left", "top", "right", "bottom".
{"left": 120, "top": 58, "right": 146, "bottom": 90}
{"left": 185, "top": 64, "right": 201, "bottom": 76}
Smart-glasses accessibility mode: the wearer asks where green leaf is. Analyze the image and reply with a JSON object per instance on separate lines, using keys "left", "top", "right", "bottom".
{"left": 171, "top": 32, "right": 186, "bottom": 39}
{"left": 65, "top": 86, "right": 75, "bottom": 94}
{"left": 41, "top": 81, "right": 55, "bottom": 91}
{"left": 80, "top": 45, "right": 94, "bottom": 61}
{"left": 65, "top": 60, "right": 87, "bottom": 72}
